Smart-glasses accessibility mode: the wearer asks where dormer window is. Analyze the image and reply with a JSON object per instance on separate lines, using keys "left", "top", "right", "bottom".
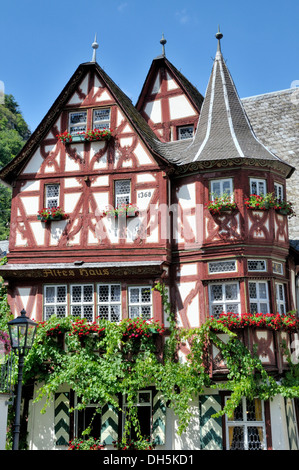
{"left": 69, "top": 111, "right": 87, "bottom": 135}
{"left": 177, "top": 125, "right": 194, "bottom": 140}
{"left": 45, "top": 184, "right": 60, "bottom": 208}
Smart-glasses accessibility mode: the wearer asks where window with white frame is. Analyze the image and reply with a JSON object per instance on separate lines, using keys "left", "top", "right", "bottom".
{"left": 97, "top": 284, "right": 121, "bottom": 322}
{"left": 70, "top": 284, "right": 94, "bottom": 322}
{"left": 177, "top": 125, "right": 194, "bottom": 140}
{"left": 128, "top": 286, "right": 152, "bottom": 319}
{"left": 210, "top": 178, "right": 233, "bottom": 199}
{"left": 226, "top": 397, "right": 267, "bottom": 450}
{"left": 43, "top": 285, "right": 67, "bottom": 320}
{"left": 114, "top": 180, "right": 131, "bottom": 207}
{"left": 276, "top": 282, "right": 286, "bottom": 314}
{"left": 45, "top": 184, "right": 60, "bottom": 208}
{"left": 247, "top": 259, "right": 267, "bottom": 272}
{"left": 69, "top": 111, "right": 87, "bottom": 135}
{"left": 208, "top": 260, "right": 237, "bottom": 274}
{"left": 248, "top": 281, "right": 269, "bottom": 314}
{"left": 274, "top": 182, "right": 284, "bottom": 201}
{"left": 93, "top": 108, "right": 110, "bottom": 130}
{"left": 209, "top": 282, "right": 240, "bottom": 318}
{"left": 250, "top": 178, "right": 266, "bottom": 195}
{"left": 123, "top": 390, "right": 152, "bottom": 441}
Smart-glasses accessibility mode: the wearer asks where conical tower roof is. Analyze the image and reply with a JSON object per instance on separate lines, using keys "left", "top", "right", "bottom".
{"left": 171, "top": 29, "right": 294, "bottom": 177}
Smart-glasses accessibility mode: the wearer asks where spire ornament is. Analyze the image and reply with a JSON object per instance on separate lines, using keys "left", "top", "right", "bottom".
{"left": 91, "top": 34, "right": 99, "bottom": 62}
{"left": 215, "top": 26, "right": 223, "bottom": 56}
{"left": 160, "top": 33, "right": 167, "bottom": 57}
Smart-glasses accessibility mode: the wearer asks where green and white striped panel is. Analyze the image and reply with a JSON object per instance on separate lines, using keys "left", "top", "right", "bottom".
{"left": 199, "top": 395, "right": 222, "bottom": 450}
{"left": 285, "top": 398, "right": 299, "bottom": 450}
{"left": 152, "top": 391, "right": 166, "bottom": 445}
{"left": 54, "top": 392, "right": 70, "bottom": 446}
{"left": 101, "top": 401, "right": 119, "bottom": 445}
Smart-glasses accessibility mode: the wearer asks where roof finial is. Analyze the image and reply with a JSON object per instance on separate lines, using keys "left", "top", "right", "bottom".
{"left": 91, "top": 34, "right": 99, "bottom": 62}
{"left": 160, "top": 33, "right": 167, "bottom": 57}
{"left": 215, "top": 25, "right": 223, "bottom": 56}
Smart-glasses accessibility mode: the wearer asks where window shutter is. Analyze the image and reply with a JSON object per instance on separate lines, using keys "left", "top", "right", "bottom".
{"left": 285, "top": 398, "right": 299, "bottom": 450}
{"left": 54, "top": 392, "right": 70, "bottom": 446}
{"left": 101, "top": 401, "right": 119, "bottom": 445}
{"left": 152, "top": 391, "right": 166, "bottom": 445}
{"left": 199, "top": 395, "right": 222, "bottom": 450}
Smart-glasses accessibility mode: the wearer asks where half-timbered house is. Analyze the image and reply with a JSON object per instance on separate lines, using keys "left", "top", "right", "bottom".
{"left": 0, "top": 31, "right": 298, "bottom": 450}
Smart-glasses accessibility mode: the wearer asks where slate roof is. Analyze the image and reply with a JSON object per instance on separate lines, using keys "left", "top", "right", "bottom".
{"left": 242, "top": 88, "right": 299, "bottom": 169}
{"left": 160, "top": 43, "right": 294, "bottom": 178}
{"left": 136, "top": 55, "right": 204, "bottom": 114}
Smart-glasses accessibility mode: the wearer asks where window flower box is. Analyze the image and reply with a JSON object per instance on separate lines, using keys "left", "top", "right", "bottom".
{"left": 37, "top": 207, "right": 69, "bottom": 222}
{"left": 206, "top": 194, "right": 237, "bottom": 215}
{"left": 244, "top": 193, "right": 275, "bottom": 210}
{"left": 274, "top": 200, "right": 295, "bottom": 218}
{"left": 103, "top": 203, "right": 139, "bottom": 218}
{"left": 56, "top": 128, "right": 112, "bottom": 144}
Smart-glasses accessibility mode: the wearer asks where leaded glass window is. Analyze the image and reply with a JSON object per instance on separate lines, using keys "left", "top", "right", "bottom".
{"left": 226, "top": 397, "right": 266, "bottom": 450}
{"left": 115, "top": 180, "right": 131, "bottom": 207}
{"left": 69, "top": 111, "right": 87, "bottom": 135}
{"left": 93, "top": 108, "right": 110, "bottom": 130}
{"left": 276, "top": 282, "right": 286, "bottom": 314}
{"left": 97, "top": 284, "right": 121, "bottom": 322}
{"left": 247, "top": 260, "right": 266, "bottom": 272}
{"left": 128, "top": 286, "right": 152, "bottom": 319}
{"left": 70, "top": 284, "right": 94, "bottom": 322}
{"left": 210, "top": 178, "right": 233, "bottom": 199}
{"left": 209, "top": 282, "right": 240, "bottom": 318}
{"left": 45, "top": 184, "right": 59, "bottom": 209}
{"left": 44, "top": 285, "right": 67, "bottom": 320}
{"left": 209, "top": 260, "right": 236, "bottom": 274}
{"left": 274, "top": 182, "right": 284, "bottom": 201}
{"left": 177, "top": 125, "right": 194, "bottom": 140}
{"left": 273, "top": 261, "right": 283, "bottom": 275}
{"left": 249, "top": 281, "right": 269, "bottom": 314}
{"left": 250, "top": 178, "right": 266, "bottom": 196}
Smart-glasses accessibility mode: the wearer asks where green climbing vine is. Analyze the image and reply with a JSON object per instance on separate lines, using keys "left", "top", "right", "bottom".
{"left": 20, "top": 282, "right": 299, "bottom": 447}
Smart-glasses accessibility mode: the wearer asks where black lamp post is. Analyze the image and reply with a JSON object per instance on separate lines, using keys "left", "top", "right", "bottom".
{"left": 7, "top": 309, "right": 37, "bottom": 450}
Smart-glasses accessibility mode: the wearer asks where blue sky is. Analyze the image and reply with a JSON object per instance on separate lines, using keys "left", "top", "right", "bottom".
{"left": 1, "top": 0, "right": 298, "bottom": 133}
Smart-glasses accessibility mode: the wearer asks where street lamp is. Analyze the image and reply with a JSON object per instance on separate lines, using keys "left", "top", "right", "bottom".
{"left": 7, "top": 309, "right": 37, "bottom": 450}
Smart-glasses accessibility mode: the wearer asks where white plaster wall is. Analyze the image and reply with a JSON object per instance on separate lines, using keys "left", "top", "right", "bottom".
{"left": 270, "top": 394, "right": 290, "bottom": 450}
{"left": 0, "top": 394, "right": 10, "bottom": 450}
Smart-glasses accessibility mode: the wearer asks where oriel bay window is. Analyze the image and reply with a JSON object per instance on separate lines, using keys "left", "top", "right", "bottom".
{"left": 208, "top": 282, "right": 240, "bottom": 319}
{"left": 248, "top": 281, "right": 270, "bottom": 314}
{"left": 210, "top": 178, "right": 233, "bottom": 198}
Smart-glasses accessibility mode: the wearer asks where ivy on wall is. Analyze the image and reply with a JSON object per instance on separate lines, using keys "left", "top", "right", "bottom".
{"left": 19, "top": 282, "right": 299, "bottom": 447}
